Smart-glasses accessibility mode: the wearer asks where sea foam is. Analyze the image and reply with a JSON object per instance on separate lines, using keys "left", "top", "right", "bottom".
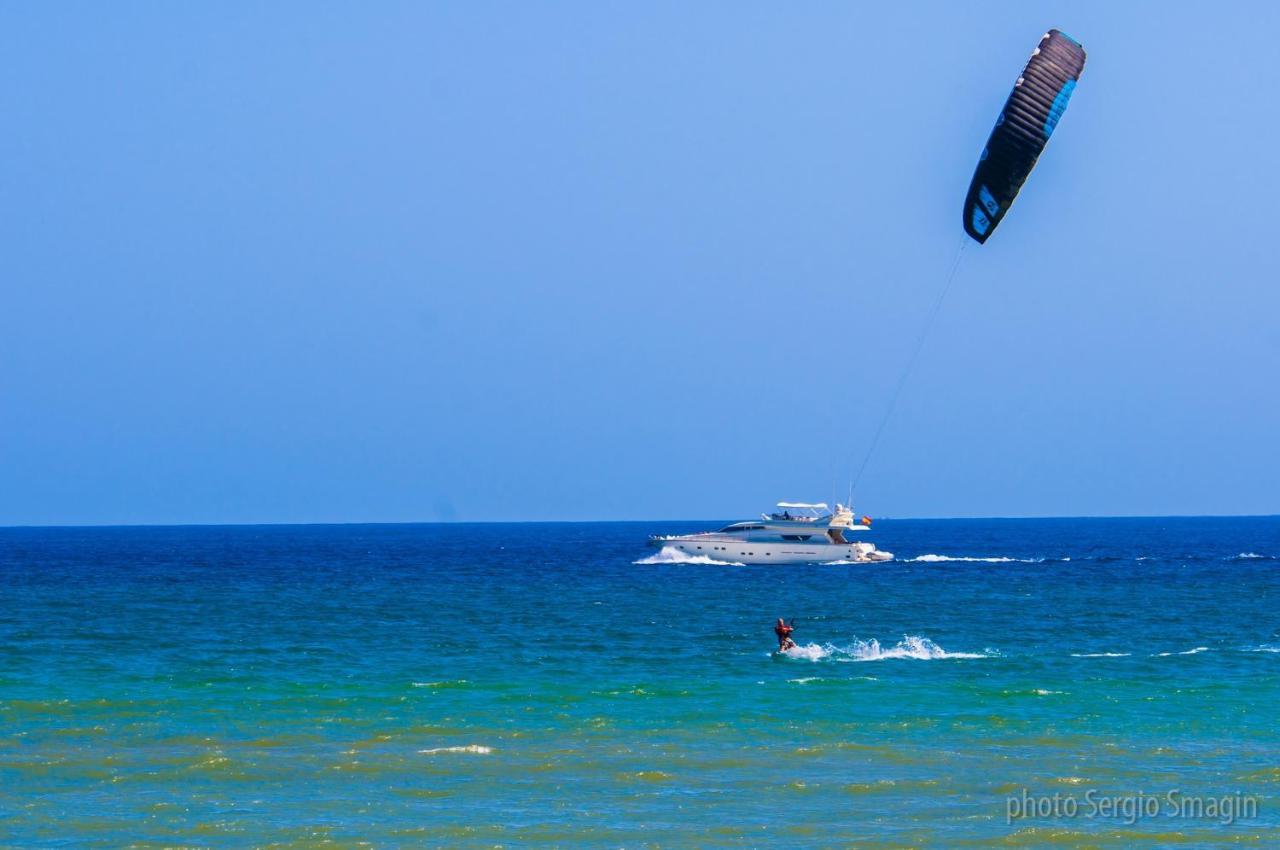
{"left": 782, "top": 635, "right": 988, "bottom": 662}
{"left": 634, "top": 546, "right": 744, "bottom": 566}
{"left": 904, "top": 554, "right": 1061, "bottom": 564}
{"left": 1154, "top": 646, "right": 1210, "bottom": 657}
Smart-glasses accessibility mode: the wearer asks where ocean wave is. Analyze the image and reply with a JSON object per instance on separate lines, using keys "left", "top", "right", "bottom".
{"left": 781, "top": 635, "right": 988, "bottom": 662}
{"left": 1153, "top": 646, "right": 1210, "bottom": 657}
{"left": 634, "top": 546, "right": 744, "bottom": 566}
{"left": 1073, "top": 646, "right": 1276, "bottom": 658}
{"left": 1104, "top": 553, "right": 1276, "bottom": 563}
{"left": 418, "top": 745, "right": 493, "bottom": 755}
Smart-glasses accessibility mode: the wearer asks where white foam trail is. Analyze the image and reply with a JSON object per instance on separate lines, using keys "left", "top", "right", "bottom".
{"left": 1237, "top": 552, "right": 1267, "bottom": 559}
{"left": 903, "top": 554, "right": 1063, "bottom": 564}
{"left": 847, "top": 636, "right": 989, "bottom": 661}
{"left": 787, "top": 677, "right": 821, "bottom": 684}
{"left": 1244, "top": 645, "right": 1280, "bottom": 653}
{"left": 907, "top": 554, "right": 1020, "bottom": 563}
{"left": 1070, "top": 652, "right": 1131, "bottom": 658}
{"left": 418, "top": 745, "right": 493, "bottom": 755}
{"left": 782, "top": 635, "right": 988, "bottom": 662}
{"left": 634, "top": 546, "right": 744, "bottom": 566}
{"left": 1154, "top": 646, "right": 1210, "bottom": 657}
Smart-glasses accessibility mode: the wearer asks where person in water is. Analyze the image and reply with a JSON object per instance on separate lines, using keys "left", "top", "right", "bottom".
{"left": 774, "top": 618, "right": 796, "bottom": 651}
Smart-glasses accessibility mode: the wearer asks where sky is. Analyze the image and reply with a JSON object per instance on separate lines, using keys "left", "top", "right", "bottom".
{"left": 2, "top": 2, "right": 1278, "bottom": 525}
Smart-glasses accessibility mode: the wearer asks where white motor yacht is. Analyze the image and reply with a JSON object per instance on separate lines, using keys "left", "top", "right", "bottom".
{"left": 648, "top": 502, "right": 894, "bottom": 564}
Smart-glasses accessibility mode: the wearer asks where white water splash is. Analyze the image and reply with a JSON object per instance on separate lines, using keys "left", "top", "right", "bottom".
{"left": 903, "top": 554, "right": 1060, "bottom": 564}
{"left": 634, "top": 546, "right": 744, "bottom": 566}
{"left": 782, "top": 635, "right": 988, "bottom": 662}
{"left": 1154, "top": 646, "right": 1210, "bottom": 657}
{"left": 418, "top": 745, "right": 493, "bottom": 755}
{"left": 1070, "top": 652, "right": 1132, "bottom": 658}
{"left": 1243, "top": 645, "right": 1280, "bottom": 653}
{"left": 783, "top": 643, "right": 831, "bottom": 661}
{"left": 1237, "top": 552, "right": 1268, "bottom": 559}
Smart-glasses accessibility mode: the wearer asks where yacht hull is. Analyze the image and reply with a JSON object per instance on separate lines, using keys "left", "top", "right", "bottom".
{"left": 649, "top": 536, "right": 892, "bottom": 565}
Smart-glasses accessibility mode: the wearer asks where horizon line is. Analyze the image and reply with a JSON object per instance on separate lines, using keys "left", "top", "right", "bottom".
{"left": 3, "top": 512, "right": 1278, "bottom": 531}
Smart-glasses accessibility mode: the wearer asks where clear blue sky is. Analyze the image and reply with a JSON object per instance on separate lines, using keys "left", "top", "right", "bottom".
{"left": 3, "top": 2, "right": 1277, "bottom": 525}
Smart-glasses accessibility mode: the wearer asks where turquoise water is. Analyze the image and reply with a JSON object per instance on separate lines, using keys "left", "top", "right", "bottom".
{"left": 2, "top": 517, "right": 1279, "bottom": 847}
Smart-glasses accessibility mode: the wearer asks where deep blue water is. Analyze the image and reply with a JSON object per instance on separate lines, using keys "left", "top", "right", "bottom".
{"left": 2, "top": 517, "right": 1280, "bottom": 847}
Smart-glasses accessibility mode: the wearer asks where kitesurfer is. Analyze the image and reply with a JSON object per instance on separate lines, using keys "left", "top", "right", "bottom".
{"left": 774, "top": 618, "right": 796, "bottom": 652}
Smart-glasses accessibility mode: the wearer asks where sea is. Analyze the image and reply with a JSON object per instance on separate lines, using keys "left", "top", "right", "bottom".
{"left": 2, "top": 516, "right": 1279, "bottom": 848}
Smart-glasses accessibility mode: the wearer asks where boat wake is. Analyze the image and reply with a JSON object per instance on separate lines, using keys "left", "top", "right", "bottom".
{"left": 634, "top": 546, "right": 744, "bottom": 566}
{"left": 899, "top": 552, "right": 1276, "bottom": 564}
{"left": 904, "top": 554, "right": 1066, "bottom": 563}
{"left": 781, "top": 635, "right": 989, "bottom": 662}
